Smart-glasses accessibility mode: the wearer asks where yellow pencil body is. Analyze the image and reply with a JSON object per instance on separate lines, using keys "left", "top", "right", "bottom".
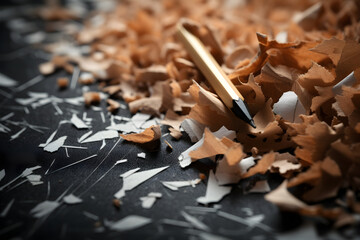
{"left": 176, "top": 24, "right": 244, "bottom": 108}
{"left": 176, "top": 23, "right": 255, "bottom": 128}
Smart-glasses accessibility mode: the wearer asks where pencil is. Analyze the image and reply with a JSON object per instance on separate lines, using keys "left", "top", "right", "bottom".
{"left": 176, "top": 23, "right": 256, "bottom": 128}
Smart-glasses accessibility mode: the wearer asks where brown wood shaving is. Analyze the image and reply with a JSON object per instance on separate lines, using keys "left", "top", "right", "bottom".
{"left": 164, "top": 139, "right": 173, "bottom": 150}
{"left": 169, "top": 127, "right": 182, "bottom": 140}
{"left": 107, "top": 99, "right": 121, "bottom": 113}
{"left": 83, "top": 92, "right": 101, "bottom": 106}
{"left": 57, "top": 77, "right": 69, "bottom": 89}
{"left": 121, "top": 125, "right": 161, "bottom": 144}
{"left": 243, "top": 152, "right": 276, "bottom": 178}
{"left": 39, "top": 62, "right": 55, "bottom": 75}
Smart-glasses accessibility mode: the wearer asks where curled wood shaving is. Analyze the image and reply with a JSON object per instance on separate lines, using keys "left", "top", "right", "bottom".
{"left": 79, "top": 72, "right": 95, "bottom": 85}
{"left": 121, "top": 125, "right": 161, "bottom": 144}
{"left": 83, "top": 92, "right": 101, "bottom": 106}
{"left": 39, "top": 62, "right": 55, "bottom": 75}
{"left": 169, "top": 127, "right": 182, "bottom": 140}
{"left": 57, "top": 77, "right": 69, "bottom": 89}
{"left": 107, "top": 99, "right": 121, "bottom": 113}
{"left": 242, "top": 152, "right": 275, "bottom": 178}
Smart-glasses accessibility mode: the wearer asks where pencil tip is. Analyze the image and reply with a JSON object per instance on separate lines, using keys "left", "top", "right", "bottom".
{"left": 232, "top": 99, "right": 256, "bottom": 128}
{"left": 249, "top": 119, "right": 256, "bottom": 129}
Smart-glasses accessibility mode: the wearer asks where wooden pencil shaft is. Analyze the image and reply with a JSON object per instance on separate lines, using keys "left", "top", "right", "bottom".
{"left": 176, "top": 24, "right": 244, "bottom": 109}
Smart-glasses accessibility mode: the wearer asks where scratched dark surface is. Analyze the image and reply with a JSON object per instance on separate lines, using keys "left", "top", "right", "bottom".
{"left": 0, "top": 1, "right": 351, "bottom": 240}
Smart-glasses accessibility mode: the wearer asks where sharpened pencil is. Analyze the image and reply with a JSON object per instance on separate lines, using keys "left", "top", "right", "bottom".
{"left": 176, "top": 23, "right": 256, "bottom": 128}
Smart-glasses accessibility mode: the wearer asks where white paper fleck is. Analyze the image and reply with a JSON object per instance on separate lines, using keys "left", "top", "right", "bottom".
{"left": 114, "top": 166, "right": 168, "bottom": 199}
{"left": 215, "top": 157, "right": 241, "bottom": 185}
{"left": 64, "top": 97, "right": 83, "bottom": 105}
{"left": 7, "top": 179, "right": 28, "bottom": 191}
{"left": 273, "top": 91, "right": 306, "bottom": 123}
{"left": 98, "top": 112, "right": 104, "bottom": 124}
{"left": 52, "top": 102, "right": 63, "bottom": 115}
{"left": 10, "top": 127, "right": 26, "bottom": 141}
{"left": 25, "top": 31, "right": 45, "bottom": 44}
{"left": 184, "top": 206, "right": 218, "bottom": 213}
{"left": 141, "top": 118, "right": 160, "bottom": 129}
{"left": 181, "top": 211, "right": 210, "bottom": 231}
{"left": 0, "top": 123, "right": 10, "bottom": 133}
{"left": 0, "top": 169, "right": 5, "bottom": 182}
{"left": 332, "top": 71, "right": 357, "bottom": 95}
{"left": 137, "top": 152, "right": 146, "bottom": 159}
{"left": 79, "top": 72, "right": 93, "bottom": 82}
{"left": 0, "top": 166, "right": 41, "bottom": 191}
{"left": 115, "top": 159, "right": 127, "bottom": 165}
{"left": 178, "top": 126, "right": 236, "bottom": 168}
{"left": 244, "top": 214, "right": 265, "bottom": 228}
{"left": 22, "top": 166, "right": 42, "bottom": 177}
{"left": 83, "top": 211, "right": 99, "bottom": 221}
{"left": 30, "top": 200, "right": 60, "bottom": 218}
{"left": 110, "top": 115, "right": 116, "bottom": 127}
{"left": 120, "top": 168, "right": 140, "bottom": 178}
{"left": 248, "top": 180, "right": 271, "bottom": 193}
{"left": 0, "top": 72, "right": 17, "bottom": 87}
{"left": 197, "top": 171, "right": 232, "bottom": 205}
{"left": 91, "top": 106, "right": 102, "bottom": 111}
{"left": 161, "top": 219, "right": 193, "bottom": 228}
{"left": 100, "top": 139, "right": 106, "bottom": 150}
{"left": 26, "top": 174, "right": 42, "bottom": 185}
{"left": 44, "top": 136, "right": 67, "bottom": 152}
{"left": 148, "top": 192, "right": 162, "bottom": 198}
{"left": 30, "top": 181, "right": 44, "bottom": 186}
{"left": 16, "top": 97, "right": 41, "bottom": 106}
{"left": 0, "top": 112, "right": 14, "bottom": 121}
{"left": 28, "top": 92, "right": 48, "bottom": 98}
{"left": 61, "top": 145, "right": 87, "bottom": 150}
{"left": 31, "top": 97, "right": 52, "bottom": 108}
{"left": 78, "top": 130, "right": 93, "bottom": 143}
{"left": 15, "top": 75, "right": 44, "bottom": 93}
{"left": 181, "top": 118, "right": 205, "bottom": 143}
{"left": 0, "top": 199, "right": 14, "bottom": 217}
{"left": 0, "top": 89, "right": 11, "bottom": 99}
{"left": 106, "top": 215, "right": 152, "bottom": 232}
{"left": 63, "top": 194, "right": 83, "bottom": 204}
{"left": 107, "top": 121, "right": 139, "bottom": 133}
{"left": 81, "top": 130, "right": 118, "bottom": 143}
{"left": 113, "top": 116, "right": 131, "bottom": 121}
{"left": 140, "top": 192, "right": 162, "bottom": 209}
{"left": 71, "top": 114, "right": 90, "bottom": 129}
{"left": 39, "top": 130, "right": 58, "bottom": 147}
{"left": 217, "top": 211, "right": 272, "bottom": 232}
{"left": 162, "top": 179, "right": 201, "bottom": 191}
{"left": 70, "top": 67, "right": 80, "bottom": 90}
{"left": 239, "top": 156, "right": 258, "bottom": 175}
{"left": 131, "top": 113, "right": 151, "bottom": 129}
{"left": 48, "top": 154, "right": 97, "bottom": 175}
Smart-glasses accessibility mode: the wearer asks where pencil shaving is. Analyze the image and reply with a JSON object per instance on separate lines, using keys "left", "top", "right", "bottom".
{"left": 30, "top": 0, "right": 360, "bottom": 227}
{"left": 121, "top": 125, "right": 161, "bottom": 144}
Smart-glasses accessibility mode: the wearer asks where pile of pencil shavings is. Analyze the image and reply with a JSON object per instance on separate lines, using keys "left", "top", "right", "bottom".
{"left": 37, "top": 0, "right": 360, "bottom": 227}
